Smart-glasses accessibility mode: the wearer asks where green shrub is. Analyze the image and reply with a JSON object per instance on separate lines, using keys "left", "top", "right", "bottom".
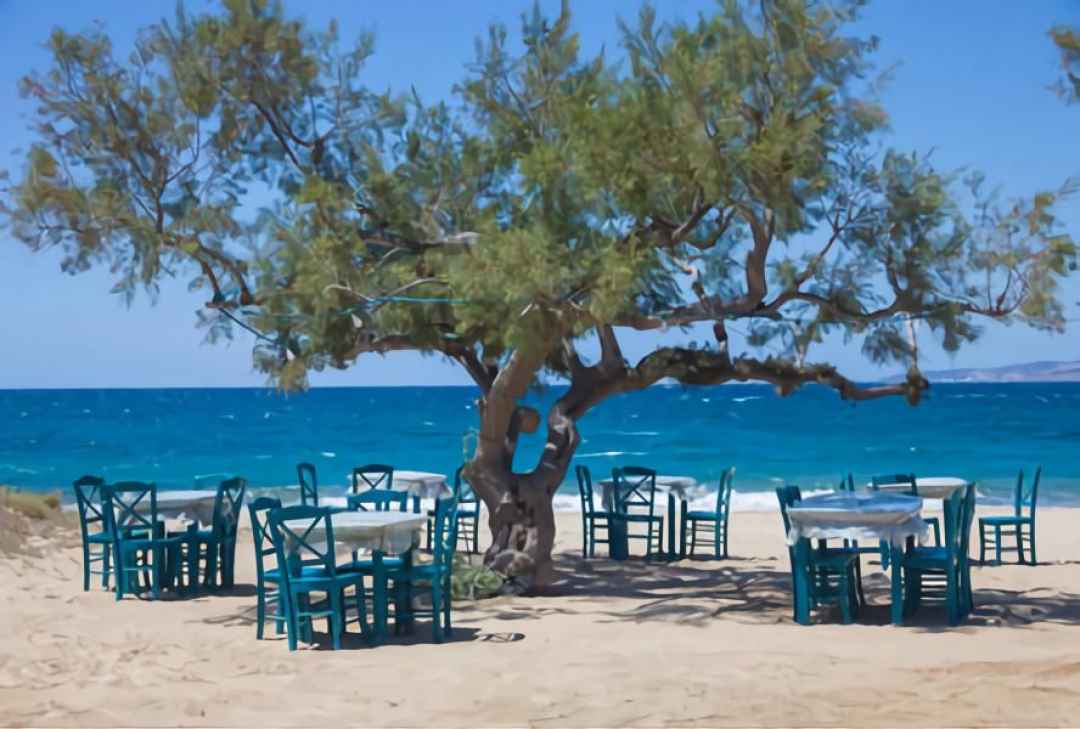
{"left": 451, "top": 554, "right": 505, "bottom": 601}
{"left": 0, "top": 486, "right": 63, "bottom": 520}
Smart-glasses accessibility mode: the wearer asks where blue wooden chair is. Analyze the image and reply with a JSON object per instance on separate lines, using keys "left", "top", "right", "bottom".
{"left": 426, "top": 467, "right": 480, "bottom": 553}
{"left": 102, "top": 481, "right": 188, "bottom": 600}
{"left": 611, "top": 467, "right": 664, "bottom": 559}
{"left": 453, "top": 469, "right": 482, "bottom": 554}
{"left": 389, "top": 494, "right": 460, "bottom": 643}
{"left": 902, "top": 482, "right": 977, "bottom": 624}
{"left": 348, "top": 489, "right": 409, "bottom": 512}
{"left": 871, "top": 473, "right": 941, "bottom": 547}
{"left": 681, "top": 467, "right": 734, "bottom": 558}
{"left": 267, "top": 505, "right": 370, "bottom": 651}
{"left": 296, "top": 462, "right": 319, "bottom": 506}
{"left": 248, "top": 497, "right": 287, "bottom": 639}
{"left": 188, "top": 477, "right": 247, "bottom": 590}
{"left": 351, "top": 464, "right": 394, "bottom": 493}
{"left": 575, "top": 465, "right": 613, "bottom": 558}
{"left": 979, "top": 467, "right": 1041, "bottom": 565}
{"left": 73, "top": 475, "right": 113, "bottom": 591}
{"left": 776, "top": 485, "right": 859, "bottom": 625}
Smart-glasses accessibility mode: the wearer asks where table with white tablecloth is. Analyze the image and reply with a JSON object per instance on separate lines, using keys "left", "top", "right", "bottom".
{"left": 597, "top": 475, "right": 698, "bottom": 560}
{"left": 132, "top": 489, "right": 220, "bottom": 527}
{"left": 868, "top": 476, "right": 968, "bottom": 500}
{"left": 786, "top": 492, "right": 927, "bottom": 625}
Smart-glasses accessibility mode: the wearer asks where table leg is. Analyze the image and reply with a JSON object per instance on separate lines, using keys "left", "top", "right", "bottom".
{"left": 372, "top": 551, "right": 387, "bottom": 640}
{"left": 679, "top": 499, "right": 688, "bottom": 559}
{"left": 609, "top": 517, "right": 628, "bottom": 561}
{"left": 667, "top": 493, "right": 676, "bottom": 560}
{"left": 890, "top": 543, "right": 904, "bottom": 626}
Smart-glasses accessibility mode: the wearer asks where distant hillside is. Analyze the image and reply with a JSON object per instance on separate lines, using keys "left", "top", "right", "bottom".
{"left": 886, "top": 360, "right": 1080, "bottom": 384}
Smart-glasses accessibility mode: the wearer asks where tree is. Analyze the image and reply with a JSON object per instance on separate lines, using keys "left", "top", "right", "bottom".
{"left": 3, "top": 0, "right": 1076, "bottom": 589}
{"left": 1051, "top": 23, "right": 1079, "bottom": 103}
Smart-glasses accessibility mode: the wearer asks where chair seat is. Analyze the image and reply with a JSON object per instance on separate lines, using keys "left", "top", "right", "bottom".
{"left": 86, "top": 532, "right": 114, "bottom": 544}
{"left": 979, "top": 515, "right": 1029, "bottom": 526}
{"left": 339, "top": 556, "right": 407, "bottom": 574}
{"left": 287, "top": 570, "right": 365, "bottom": 591}
{"left": 118, "top": 534, "right": 187, "bottom": 550}
{"left": 585, "top": 509, "right": 615, "bottom": 519}
{"left": 904, "top": 547, "right": 950, "bottom": 570}
{"left": 264, "top": 566, "right": 326, "bottom": 582}
{"left": 615, "top": 513, "right": 663, "bottom": 522}
{"left": 685, "top": 510, "right": 719, "bottom": 521}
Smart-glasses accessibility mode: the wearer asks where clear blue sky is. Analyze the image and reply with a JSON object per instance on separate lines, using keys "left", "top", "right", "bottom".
{"left": 1, "top": 1, "right": 1077, "bottom": 388}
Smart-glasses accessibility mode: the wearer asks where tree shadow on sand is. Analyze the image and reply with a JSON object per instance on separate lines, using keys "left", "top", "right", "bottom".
{"left": 461, "top": 550, "right": 1080, "bottom": 632}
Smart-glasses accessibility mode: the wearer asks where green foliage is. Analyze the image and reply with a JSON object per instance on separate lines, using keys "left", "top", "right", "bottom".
{"left": 451, "top": 554, "right": 506, "bottom": 600}
{"left": 1, "top": 0, "right": 1075, "bottom": 396}
{"left": 1051, "top": 25, "right": 1080, "bottom": 103}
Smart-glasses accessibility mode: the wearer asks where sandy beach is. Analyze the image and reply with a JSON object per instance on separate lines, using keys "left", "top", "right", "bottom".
{"left": 2, "top": 504, "right": 1079, "bottom": 728}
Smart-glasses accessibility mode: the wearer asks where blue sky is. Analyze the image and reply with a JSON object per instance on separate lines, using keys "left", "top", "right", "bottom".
{"left": 1, "top": 1, "right": 1077, "bottom": 388}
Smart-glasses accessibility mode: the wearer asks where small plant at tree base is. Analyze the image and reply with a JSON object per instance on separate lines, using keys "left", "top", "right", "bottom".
{"left": 2, "top": 1, "right": 1075, "bottom": 588}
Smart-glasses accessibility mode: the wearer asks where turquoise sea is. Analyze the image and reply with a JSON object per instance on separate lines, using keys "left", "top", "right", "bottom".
{"left": 2, "top": 383, "right": 1078, "bottom": 509}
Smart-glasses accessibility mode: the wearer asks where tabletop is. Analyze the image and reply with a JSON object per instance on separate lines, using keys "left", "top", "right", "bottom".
{"left": 290, "top": 511, "right": 427, "bottom": 555}
{"left": 597, "top": 475, "right": 698, "bottom": 500}
{"left": 869, "top": 476, "right": 968, "bottom": 500}
{"left": 787, "top": 492, "right": 927, "bottom": 546}
{"left": 131, "top": 489, "right": 220, "bottom": 525}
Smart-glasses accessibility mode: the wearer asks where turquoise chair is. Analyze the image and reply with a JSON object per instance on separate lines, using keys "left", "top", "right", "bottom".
{"left": 575, "top": 465, "right": 613, "bottom": 558}
{"left": 73, "top": 475, "right": 112, "bottom": 591}
{"left": 102, "top": 482, "right": 187, "bottom": 600}
{"left": 902, "top": 483, "right": 976, "bottom": 624}
{"left": 389, "top": 494, "right": 460, "bottom": 643}
{"left": 267, "top": 505, "right": 370, "bottom": 651}
{"left": 348, "top": 489, "right": 409, "bottom": 512}
{"left": 248, "top": 497, "right": 287, "bottom": 639}
{"left": 979, "top": 467, "right": 1041, "bottom": 565}
{"left": 871, "top": 473, "right": 941, "bottom": 547}
{"left": 296, "top": 463, "right": 319, "bottom": 506}
{"left": 351, "top": 464, "right": 394, "bottom": 493}
{"left": 426, "top": 467, "right": 480, "bottom": 553}
{"left": 776, "top": 486, "right": 859, "bottom": 625}
{"left": 681, "top": 467, "right": 734, "bottom": 559}
{"left": 454, "top": 471, "right": 482, "bottom": 554}
{"left": 188, "top": 477, "right": 247, "bottom": 590}
{"left": 611, "top": 467, "right": 664, "bottom": 559}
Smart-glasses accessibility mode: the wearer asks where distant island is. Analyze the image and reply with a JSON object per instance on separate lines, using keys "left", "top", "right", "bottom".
{"left": 887, "top": 360, "right": 1080, "bottom": 384}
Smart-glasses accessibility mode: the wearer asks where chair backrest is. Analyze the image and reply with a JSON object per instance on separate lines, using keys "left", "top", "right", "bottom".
{"left": 267, "top": 504, "right": 336, "bottom": 576}
{"left": 73, "top": 475, "right": 108, "bottom": 540}
{"left": 715, "top": 467, "right": 735, "bottom": 516}
{"left": 941, "top": 487, "right": 967, "bottom": 566}
{"left": 296, "top": 462, "right": 318, "bottom": 506}
{"left": 453, "top": 466, "right": 478, "bottom": 505}
{"left": 575, "top": 465, "right": 595, "bottom": 514}
{"left": 775, "top": 485, "right": 803, "bottom": 536}
{"left": 347, "top": 489, "right": 409, "bottom": 512}
{"left": 212, "top": 477, "right": 247, "bottom": 538}
{"left": 870, "top": 473, "right": 917, "bottom": 494}
{"left": 247, "top": 496, "right": 282, "bottom": 582}
{"left": 611, "top": 466, "right": 657, "bottom": 516}
{"left": 838, "top": 473, "right": 855, "bottom": 492}
{"left": 1015, "top": 467, "right": 1041, "bottom": 518}
{"left": 103, "top": 481, "right": 158, "bottom": 537}
{"left": 431, "top": 495, "right": 461, "bottom": 571}
{"left": 959, "top": 481, "right": 977, "bottom": 560}
{"left": 351, "top": 464, "right": 394, "bottom": 494}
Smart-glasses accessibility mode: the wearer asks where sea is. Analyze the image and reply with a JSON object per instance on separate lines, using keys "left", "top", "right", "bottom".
{"left": 2, "top": 383, "right": 1078, "bottom": 511}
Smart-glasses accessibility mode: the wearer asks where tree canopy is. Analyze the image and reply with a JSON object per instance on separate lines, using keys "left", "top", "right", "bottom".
{"left": 3, "top": 0, "right": 1076, "bottom": 584}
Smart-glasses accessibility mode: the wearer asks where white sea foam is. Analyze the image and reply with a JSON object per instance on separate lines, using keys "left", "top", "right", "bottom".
{"left": 576, "top": 450, "right": 647, "bottom": 458}
{"left": 254, "top": 454, "right": 272, "bottom": 460}
{"left": 732, "top": 396, "right": 761, "bottom": 403}
{"left": 321, "top": 451, "right": 337, "bottom": 458}
{"left": 614, "top": 431, "right": 660, "bottom": 437}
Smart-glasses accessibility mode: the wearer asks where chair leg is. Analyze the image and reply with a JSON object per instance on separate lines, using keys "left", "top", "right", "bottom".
{"left": 431, "top": 583, "right": 444, "bottom": 643}
{"left": 853, "top": 557, "right": 865, "bottom": 608}
{"left": 102, "top": 543, "right": 112, "bottom": 589}
{"left": 255, "top": 586, "right": 266, "bottom": 640}
{"left": 81, "top": 545, "right": 92, "bottom": 592}
{"left": 1016, "top": 524, "right": 1026, "bottom": 565}
{"left": 329, "top": 589, "right": 343, "bottom": 650}
{"left": 839, "top": 573, "right": 853, "bottom": 625}
{"left": 978, "top": 522, "right": 986, "bottom": 566}
{"left": 994, "top": 525, "right": 1002, "bottom": 565}
{"left": 714, "top": 522, "right": 722, "bottom": 559}
{"left": 285, "top": 591, "right": 299, "bottom": 651}
{"left": 442, "top": 576, "right": 453, "bottom": 634}
{"left": 1028, "top": 522, "right": 1037, "bottom": 565}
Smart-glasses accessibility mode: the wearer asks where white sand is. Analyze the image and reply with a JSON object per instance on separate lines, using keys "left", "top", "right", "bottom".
{"left": 2, "top": 505, "right": 1079, "bottom": 727}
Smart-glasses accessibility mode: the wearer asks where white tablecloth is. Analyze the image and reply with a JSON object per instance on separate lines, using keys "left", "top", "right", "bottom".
{"left": 868, "top": 476, "right": 968, "bottom": 500}
{"left": 786, "top": 492, "right": 927, "bottom": 546}
{"left": 285, "top": 511, "right": 426, "bottom": 556}
{"left": 345, "top": 469, "right": 450, "bottom": 499}
{"left": 133, "top": 489, "right": 220, "bottom": 526}
{"left": 598, "top": 475, "right": 698, "bottom": 508}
